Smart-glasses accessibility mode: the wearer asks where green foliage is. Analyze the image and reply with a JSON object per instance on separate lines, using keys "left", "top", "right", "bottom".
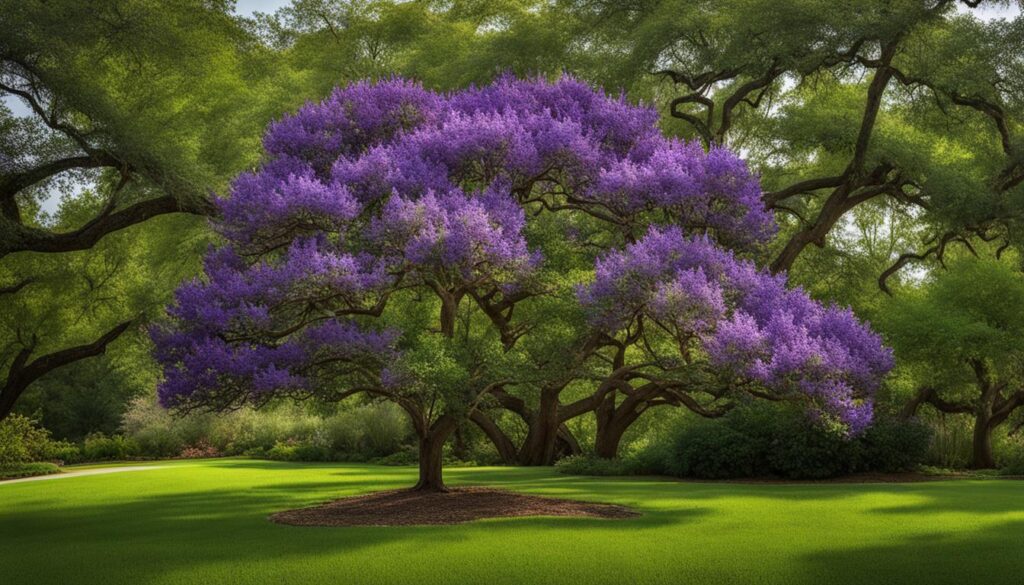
{"left": 554, "top": 454, "right": 637, "bottom": 477}
{"left": 608, "top": 405, "right": 932, "bottom": 480}
{"left": 0, "top": 414, "right": 51, "bottom": 465}
{"left": 924, "top": 415, "right": 975, "bottom": 469}
{"left": 0, "top": 414, "right": 79, "bottom": 465}
{"left": 0, "top": 462, "right": 60, "bottom": 480}
{"left": 860, "top": 418, "right": 934, "bottom": 473}
{"left": 81, "top": 433, "right": 140, "bottom": 461}
{"left": 662, "top": 417, "right": 767, "bottom": 479}
{"left": 880, "top": 255, "right": 1024, "bottom": 384}
{"left": 265, "top": 440, "right": 331, "bottom": 463}
{"left": 121, "top": 396, "right": 415, "bottom": 461}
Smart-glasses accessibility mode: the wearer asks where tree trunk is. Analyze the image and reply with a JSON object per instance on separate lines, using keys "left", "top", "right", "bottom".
{"left": 594, "top": 421, "right": 629, "bottom": 459}
{"left": 412, "top": 417, "right": 458, "bottom": 492}
{"left": 593, "top": 394, "right": 632, "bottom": 459}
{"left": 971, "top": 412, "right": 996, "bottom": 469}
{"left": 469, "top": 410, "right": 517, "bottom": 464}
{"left": 518, "top": 391, "right": 564, "bottom": 465}
{"left": 414, "top": 431, "right": 448, "bottom": 491}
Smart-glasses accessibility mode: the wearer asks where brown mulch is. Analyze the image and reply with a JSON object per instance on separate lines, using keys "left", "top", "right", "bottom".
{"left": 269, "top": 486, "right": 640, "bottom": 527}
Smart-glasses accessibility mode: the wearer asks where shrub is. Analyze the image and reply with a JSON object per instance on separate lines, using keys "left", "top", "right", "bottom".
{"left": 923, "top": 415, "right": 973, "bottom": 469}
{"left": 766, "top": 414, "right": 859, "bottom": 479}
{"left": 555, "top": 454, "right": 636, "bottom": 476}
{"left": 373, "top": 446, "right": 419, "bottom": 466}
{"left": 265, "top": 439, "right": 331, "bottom": 462}
{"left": 0, "top": 414, "right": 75, "bottom": 465}
{"left": 662, "top": 419, "right": 766, "bottom": 479}
{"left": 38, "top": 440, "right": 82, "bottom": 464}
{"left": 179, "top": 441, "right": 220, "bottom": 459}
{"left": 617, "top": 404, "right": 932, "bottom": 481}
{"left": 997, "top": 433, "right": 1024, "bottom": 476}
{"left": 0, "top": 462, "right": 60, "bottom": 480}
{"left": 120, "top": 396, "right": 189, "bottom": 457}
{"left": 860, "top": 417, "right": 933, "bottom": 473}
{"left": 82, "top": 433, "right": 139, "bottom": 461}
{"left": 121, "top": 396, "right": 416, "bottom": 462}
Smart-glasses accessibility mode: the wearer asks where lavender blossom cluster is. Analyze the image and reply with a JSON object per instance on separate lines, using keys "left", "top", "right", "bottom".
{"left": 578, "top": 227, "right": 893, "bottom": 433}
{"left": 153, "top": 75, "right": 889, "bottom": 431}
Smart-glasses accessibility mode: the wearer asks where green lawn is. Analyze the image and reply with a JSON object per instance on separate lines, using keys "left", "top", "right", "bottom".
{"left": 1, "top": 459, "right": 1023, "bottom": 585}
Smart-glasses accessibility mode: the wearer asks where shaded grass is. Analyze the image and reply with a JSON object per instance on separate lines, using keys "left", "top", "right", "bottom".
{"left": 1, "top": 458, "right": 1023, "bottom": 584}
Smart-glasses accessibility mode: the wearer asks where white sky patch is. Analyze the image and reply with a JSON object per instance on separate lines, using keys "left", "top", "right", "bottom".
{"left": 958, "top": 1, "right": 1021, "bottom": 20}
{"left": 235, "top": 0, "right": 293, "bottom": 17}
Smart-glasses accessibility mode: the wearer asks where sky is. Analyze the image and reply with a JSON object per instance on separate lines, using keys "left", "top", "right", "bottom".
{"left": 235, "top": 0, "right": 292, "bottom": 17}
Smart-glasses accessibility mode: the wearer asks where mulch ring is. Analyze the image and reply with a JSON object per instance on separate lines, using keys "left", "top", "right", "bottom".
{"left": 269, "top": 486, "right": 640, "bottom": 527}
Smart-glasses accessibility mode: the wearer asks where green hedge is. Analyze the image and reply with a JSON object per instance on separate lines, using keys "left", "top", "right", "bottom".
{"left": 0, "top": 462, "right": 61, "bottom": 480}
{"left": 559, "top": 405, "right": 933, "bottom": 480}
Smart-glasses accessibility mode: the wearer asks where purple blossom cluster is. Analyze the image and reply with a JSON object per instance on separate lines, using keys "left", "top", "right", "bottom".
{"left": 153, "top": 75, "right": 887, "bottom": 433}
{"left": 579, "top": 227, "right": 894, "bottom": 434}
{"left": 366, "top": 187, "right": 536, "bottom": 283}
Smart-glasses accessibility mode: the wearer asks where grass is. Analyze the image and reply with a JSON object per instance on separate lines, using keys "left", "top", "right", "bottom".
{"left": 0, "top": 461, "right": 60, "bottom": 480}
{"left": 1, "top": 458, "right": 1023, "bottom": 585}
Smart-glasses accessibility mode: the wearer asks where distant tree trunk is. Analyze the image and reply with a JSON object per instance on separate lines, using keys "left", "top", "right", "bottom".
{"left": 971, "top": 413, "right": 996, "bottom": 469}
{"left": 519, "top": 390, "right": 563, "bottom": 465}
{"left": 469, "top": 410, "right": 517, "bottom": 464}
{"left": 594, "top": 394, "right": 642, "bottom": 459}
{"left": 451, "top": 423, "right": 470, "bottom": 461}
{"left": 970, "top": 362, "right": 999, "bottom": 470}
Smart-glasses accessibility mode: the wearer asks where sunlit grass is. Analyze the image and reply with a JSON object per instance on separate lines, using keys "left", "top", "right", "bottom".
{"left": 1, "top": 458, "right": 1023, "bottom": 584}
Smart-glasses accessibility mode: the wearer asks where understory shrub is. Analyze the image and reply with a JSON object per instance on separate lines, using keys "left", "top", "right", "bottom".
{"left": 82, "top": 433, "right": 140, "bottom": 461}
{"left": 555, "top": 454, "right": 638, "bottom": 476}
{"left": 0, "top": 462, "right": 61, "bottom": 480}
{"left": 121, "top": 396, "right": 416, "bottom": 462}
{"left": 860, "top": 417, "right": 933, "bottom": 473}
{"left": 923, "top": 415, "right": 973, "bottom": 469}
{"left": 619, "top": 405, "right": 933, "bottom": 480}
{"left": 997, "top": 433, "right": 1024, "bottom": 476}
{"left": 0, "top": 414, "right": 81, "bottom": 465}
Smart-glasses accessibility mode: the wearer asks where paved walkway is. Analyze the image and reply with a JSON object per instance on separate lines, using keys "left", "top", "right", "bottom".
{"left": 0, "top": 465, "right": 166, "bottom": 485}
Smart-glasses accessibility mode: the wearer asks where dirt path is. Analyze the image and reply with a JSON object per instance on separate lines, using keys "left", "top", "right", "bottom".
{"left": 0, "top": 465, "right": 167, "bottom": 485}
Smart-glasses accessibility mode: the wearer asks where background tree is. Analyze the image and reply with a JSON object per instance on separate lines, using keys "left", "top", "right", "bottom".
{"left": 0, "top": 0, "right": 293, "bottom": 422}
{"left": 881, "top": 255, "right": 1024, "bottom": 468}
{"left": 563, "top": 0, "right": 1024, "bottom": 287}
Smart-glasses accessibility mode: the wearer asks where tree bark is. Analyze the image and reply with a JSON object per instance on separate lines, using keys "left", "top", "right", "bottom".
{"left": 518, "top": 390, "right": 563, "bottom": 465}
{"left": 971, "top": 413, "right": 996, "bottom": 469}
{"left": 469, "top": 410, "right": 517, "bottom": 464}
{"left": 412, "top": 417, "right": 458, "bottom": 492}
{"left": 594, "top": 394, "right": 640, "bottom": 459}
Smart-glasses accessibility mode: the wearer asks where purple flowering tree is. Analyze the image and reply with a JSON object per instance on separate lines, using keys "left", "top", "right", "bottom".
{"left": 153, "top": 76, "right": 892, "bottom": 488}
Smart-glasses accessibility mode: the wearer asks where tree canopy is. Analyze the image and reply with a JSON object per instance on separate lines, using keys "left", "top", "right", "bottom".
{"left": 151, "top": 76, "right": 891, "bottom": 489}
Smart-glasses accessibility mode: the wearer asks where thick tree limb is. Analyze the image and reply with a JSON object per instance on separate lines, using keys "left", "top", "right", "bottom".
{"left": 0, "top": 152, "right": 122, "bottom": 201}
{"left": 0, "top": 320, "right": 133, "bottom": 421}
{"left": 900, "top": 386, "right": 974, "bottom": 420}
{"left": 0, "top": 277, "right": 34, "bottom": 296}
{"left": 0, "top": 194, "right": 214, "bottom": 257}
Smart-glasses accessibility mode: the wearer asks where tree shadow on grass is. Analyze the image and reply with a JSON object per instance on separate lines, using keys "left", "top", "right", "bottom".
{"left": 0, "top": 465, "right": 703, "bottom": 585}
{"left": 799, "top": 519, "right": 1024, "bottom": 585}
{"left": 8, "top": 463, "right": 1020, "bottom": 585}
